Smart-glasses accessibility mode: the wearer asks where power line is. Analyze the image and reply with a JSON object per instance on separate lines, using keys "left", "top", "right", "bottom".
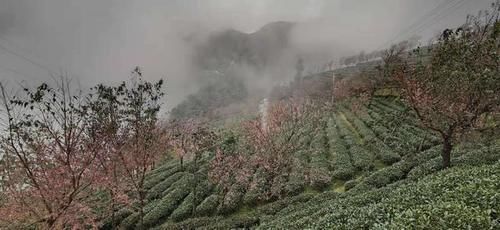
{"left": 0, "top": 37, "right": 54, "bottom": 74}
{"left": 382, "top": 0, "right": 454, "bottom": 47}
{"left": 410, "top": 0, "right": 468, "bottom": 37}
{"left": 0, "top": 35, "right": 89, "bottom": 83}
{"left": 377, "top": 0, "right": 467, "bottom": 50}
{"left": 0, "top": 65, "right": 29, "bottom": 78}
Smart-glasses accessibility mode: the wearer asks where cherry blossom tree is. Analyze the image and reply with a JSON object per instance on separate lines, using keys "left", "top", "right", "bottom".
{"left": 0, "top": 78, "right": 101, "bottom": 228}
{"left": 209, "top": 98, "right": 323, "bottom": 201}
{"left": 394, "top": 5, "right": 499, "bottom": 168}
{"left": 107, "top": 68, "right": 165, "bottom": 225}
{"left": 0, "top": 67, "right": 166, "bottom": 228}
{"left": 166, "top": 118, "right": 217, "bottom": 215}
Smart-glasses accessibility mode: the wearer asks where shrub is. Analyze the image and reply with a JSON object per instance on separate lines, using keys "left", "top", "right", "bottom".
{"left": 218, "top": 183, "right": 245, "bottom": 214}
{"left": 144, "top": 165, "right": 182, "bottom": 190}
{"left": 243, "top": 171, "right": 268, "bottom": 205}
{"left": 380, "top": 201, "right": 492, "bottom": 229}
{"left": 375, "top": 146, "right": 401, "bottom": 165}
{"left": 308, "top": 168, "right": 332, "bottom": 190}
{"left": 256, "top": 193, "right": 315, "bottom": 215}
{"left": 159, "top": 215, "right": 259, "bottom": 230}
{"left": 207, "top": 215, "right": 260, "bottom": 229}
{"left": 169, "top": 192, "right": 194, "bottom": 222}
{"left": 146, "top": 172, "right": 185, "bottom": 200}
{"left": 331, "top": 166, "right": 356, "bottom": 181}
{"left": 100, "top": 208, "right": 133, "bottom": 230}
{"left": 146, "top": 161, "right": 177, "bottom": 178}
{"left": 350, "top": 145, "right": 375, "bottom": 171}
{"left": 140, "top": 174, "right": 194, "bottom": 228}
{"left": 352, "top": 163, "right": 406, "bottom": 191}
{"left": 406, "top": 157, "right": 442, "bottom": 180}
{"left": 264, "top": 163, "right": 500, "bottom": 229}
{"left": 195, "top": 194, "right": 219, "bottom": 217}
{"left": 344, "top": 180, "right": 358, "bottom": 191}
{"left": 283, "top": 171, "right": 306, "bottom": 197}
{"left": 118, "top": 212, "right": 140, "bottom": 230}
{"left": 193, "top": 180, "right": 214, "bottom": 207}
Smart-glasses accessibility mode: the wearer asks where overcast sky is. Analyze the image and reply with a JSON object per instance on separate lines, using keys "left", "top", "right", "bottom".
{"left": 0, "top": 0, "right": 493, "bottom": 110}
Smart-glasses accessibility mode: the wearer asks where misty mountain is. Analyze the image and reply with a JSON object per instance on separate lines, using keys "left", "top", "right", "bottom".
{"left": 194, "top": 21, "right": 295, "bottom": 73}
{"left": 170, "top": 21, "right": 296, "bottom": 120}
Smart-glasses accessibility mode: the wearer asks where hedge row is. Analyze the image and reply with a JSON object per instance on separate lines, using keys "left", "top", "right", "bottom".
{"left": 169, "top": 192, "right": 195, "bottom": 221}
{"left": 195, "top": 194, "right": 219, "bottom": 217}
{"left": 327, "top": 116, "right": 356, "bottom": 180}
{"left": 140, "top": 174, "right": 195, "bottom": 228}
{"left": 218, "top": 183, "right": 245, "bottom": 214}
{"left": 144, "top": 165, "right": 182, "bottom": 190}
{"left": 256, "top": 193, "right": 315, "bottom": 216}
{"left": 154, "top": 214, "right": 260, "bottom": 230}
{"left": 146, "top": 172, "right": 185, "bottom": 200}
{"left": 262, "top": 163, "right": 500, "bottom": 229}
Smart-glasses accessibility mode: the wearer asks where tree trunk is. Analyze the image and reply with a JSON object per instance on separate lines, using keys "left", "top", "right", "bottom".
{"left": 441, "top": 136, "right": 452, "bottom": 169}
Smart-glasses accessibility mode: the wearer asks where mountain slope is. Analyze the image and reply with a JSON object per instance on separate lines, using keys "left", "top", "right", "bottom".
{"left": 108, "top": 95, "right": 500, "bottom": 229}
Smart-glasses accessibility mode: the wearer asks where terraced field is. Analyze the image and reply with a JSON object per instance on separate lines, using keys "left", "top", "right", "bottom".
{"left": 108, "top": 97, "right": 500, "bottom": 229}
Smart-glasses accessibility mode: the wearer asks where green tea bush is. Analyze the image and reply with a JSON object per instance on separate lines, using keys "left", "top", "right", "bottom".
{"left": 256, "top": 193, "right": 315, "bottom": 215}
{"left": 265, "top": 163, "right": 500, "bottom": 229}
{"left": 344, "top": 179, "right": 358, "bottom": 191}
{"left": 144, "top": 165, "right": 182, "bottom": 190}
{"left": 351, "top": 162, "right": 407, "bottom": 191}
{"left": 350, "top": 145, "right": 375, "bottom": 171}
{"left": 373, "top": 141, "right": 401, "bottom": 164}
{"left": 100, "top": 208, "right": 133, "bottom": 230}
{"left": 118, "top": 212, "right": 140, "bottom": 230}
{"left": 328, "top": 117, "right": 357, "bottom": 180}
{"left": 169, "top": 192, "right": 194, "bottom": 221}
{"left": 155, "top": 215, "right": 259, "bottom": 230}
{"left": 379, "top": 201, "right": 492, "bottom": 229}
{"left": 453, "top": 143, "right": 500, "bottom": 167}
{"left": 331, "top": 143, "right": 356, "bottom": 180}
{"left": 406, "top": 157, "right": 442, "bottom": 180}
{"left": 146, "top": 161, "right": 177, "bottom": 177}
{"left": 283, "top": 171, "right": 306, "bottom": 196}
{"left": 153, "top": 216, "right": 213, "bottom": 230}
{"left": 195, "top": 194, "right": 219, "bottom": 217}
{"left": 243, "top": 170, "right": 269, "bottom": 205}
{"left": 308, "top": 167, "right": 332, "bottom": 190}
{"left": 141, "top": 174, "right": 194, "bottom": 228}
{"left": 217, "top": 183, "right": 245, "bottom": 214}
{"left": 146, "top": 172, "right": 185, "bottom": 200}
{"left": 193, "top": 180, "right": 214, "bottom": 206}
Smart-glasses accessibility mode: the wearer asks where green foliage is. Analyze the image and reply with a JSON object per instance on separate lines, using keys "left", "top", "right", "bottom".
{"left": 112, "top": 94, "right": 499, "bottom": 229}
{"left": 118, "top": 212, "right": 141, "bottom": 230}
{"left": 256, "top": 193, "right": 315, "bottom": 215}
{"left": 169, "top": 193, "right": 195, "bottom": 222}
{"left": 327, "top": 116, "right": 357, "bottom": 180}
{"left": 218, "top": 183, "right": 245, "bottom": 214}
{"left": 262, "top": 162, "right": 500, "bottom": 229}
{"left": 195, "top": 194, "right": 220, "bottom": 217}
{"left": 282, "top": 171, "right": 306, "bottom": 197}
{"left": 140, "top": 174, "right": 194, "bottom": 228}
{"left": 155, "top": 214, "right": 260, "bottom": 230}
{"left": 352, "top": 162, "right": 407, "bottom": 191}
{"left": 146, "top": 172, "right": 185, "bottom": 200}
{"left": 344, "top": 180, "right": 358, "bottom": 191}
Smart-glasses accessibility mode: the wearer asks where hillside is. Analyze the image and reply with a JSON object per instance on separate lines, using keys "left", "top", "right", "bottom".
{"left": 107, "top": 96, "right": 500, "bottom": 229}
{"left": 170, "top": 21, "right": 296, "bottom": 120}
